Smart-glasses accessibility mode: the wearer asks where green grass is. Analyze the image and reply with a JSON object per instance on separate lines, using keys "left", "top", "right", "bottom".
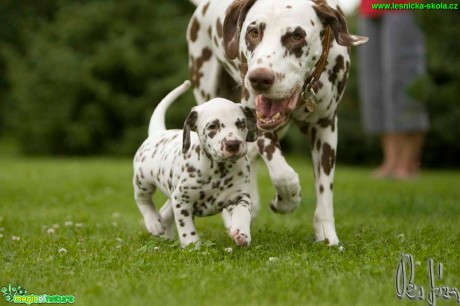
{"left": 1, "top": 154, "right": 459, "bottom": 306}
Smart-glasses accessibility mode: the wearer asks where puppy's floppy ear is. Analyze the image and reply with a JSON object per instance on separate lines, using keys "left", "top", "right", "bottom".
{"left": 182, "top": 109, "right": 198, "bottom": 153}
{"left": 223, "top": 0, "right": 257, "bottom": 60}
{"left": 313, "top": 2, "right": 368, "bottom": 47}
{"left": 241, "top": 106, "right": 258, "bottom": 142}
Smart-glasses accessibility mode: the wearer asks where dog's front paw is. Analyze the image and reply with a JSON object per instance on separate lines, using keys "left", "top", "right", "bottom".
{"left": 270, "top": 170, "right": 301, "bottom": 214}
{"left": 144, "top": 215, "right": 166, "bottom": 236}
{"left": 180, "top": 235, "right": 200, "bottom": 248}
{"left": 270, "top": 184, "right": 301, "bottom": 214}
{"left": 229, "top": 228, "right": 251, "bottom": 246}
{"left": 270, "top": 192, "right": 301, "bottom": 214}
{"left": 314, "top": 219, "right": 339, "bottom": 246}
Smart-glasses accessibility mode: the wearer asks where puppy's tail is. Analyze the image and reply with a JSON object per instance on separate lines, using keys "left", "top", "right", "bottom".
{"left": 148, "top": 80, "right": 191, "bottom": 136}
{"left": 188, "top": 0, "right": 202, "bottom": 6}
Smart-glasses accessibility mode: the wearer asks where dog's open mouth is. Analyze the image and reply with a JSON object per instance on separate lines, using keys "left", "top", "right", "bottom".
{"left": 255, "top": 89, "right": 300, "bottom": 130}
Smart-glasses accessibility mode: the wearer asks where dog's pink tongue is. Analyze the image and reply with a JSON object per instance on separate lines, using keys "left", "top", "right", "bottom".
{"left": 258, "top": 96, "right": 288, "bottom": 118}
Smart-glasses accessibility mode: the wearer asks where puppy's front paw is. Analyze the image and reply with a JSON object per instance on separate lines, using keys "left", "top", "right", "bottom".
{"left": 144, "top": 215, "right": 165, "bottom": 236}
{"left": 229, "top": 228, "right": 251, "bottom": 246}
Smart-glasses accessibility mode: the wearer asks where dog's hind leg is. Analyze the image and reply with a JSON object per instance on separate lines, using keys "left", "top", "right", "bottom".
{"left": 133, "top": 176, "right": 165, "bottom": 236}
{"left": 189, "top": 50, "right": 225, "bottom": 105}
{"left": 247, "top": 143, "right": 260, "bottom": 218}
{"left": 159, "top": 200, "right": 175, "bottom": 240}
{"left": 188, "top": 6, "right": 242, "bottom": 105}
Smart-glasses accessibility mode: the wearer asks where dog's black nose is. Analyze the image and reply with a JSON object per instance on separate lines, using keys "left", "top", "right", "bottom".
{"left": 226, "top": 140, "right": 241, "bottom": 153}
{"left": 248, "top": 68, "right": 275, "bottom": 91}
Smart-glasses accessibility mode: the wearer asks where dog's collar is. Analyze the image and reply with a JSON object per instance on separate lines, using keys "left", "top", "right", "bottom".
{"left": 301, "top": 26, "right": 332, "bottom": 112}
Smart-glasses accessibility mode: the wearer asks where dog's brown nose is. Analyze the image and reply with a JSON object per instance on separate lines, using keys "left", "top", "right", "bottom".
{"left": 225, "top": 140, "right": 241, "bottom": 153}
{"left": 248, "top": 68, "right": 275, "bottom": 91}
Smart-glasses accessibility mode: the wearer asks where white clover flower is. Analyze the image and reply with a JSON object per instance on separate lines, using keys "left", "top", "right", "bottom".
{"left": 268, "top": 257, "right": 278, "bottom": 262}
{"left": 225, "top": 247, "right": 233, "bottom": 253}
{"left": 64, "top": 221, "right": 73, "bottom": 227}
{"left": 46, "top": 228, "right": 55, "bottom": 235}
{"left": 58, "top": 248, "right": 67, "bottom": 254}
{"left": 112, "top": 212, "right": 120, "bottom": 219}
{"left": 338, "top": 246, "right": 345, "bottom": 252}
{"left": 112, "top": 222, "right": 118, "bottom": 227}
{"left": 75, "top": 223, "right": 83, "bottom": 228}
{"left": 0, "top": 233, "right": 3, "bottom": 238}
{"left": 11, "top": 236, "right": 20, "bottom": 241}
{"left": 153, "top": 246, "right": 160, "bottom": 251}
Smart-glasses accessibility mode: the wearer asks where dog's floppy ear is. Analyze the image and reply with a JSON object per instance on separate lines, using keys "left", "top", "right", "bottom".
{"left": 241, "top": 106, "right": 258, "bottom": 142}
{"left": 223, "top": 0, "right": 257, "bottom": 60}
{"left": 182, "top": 109, "right": 198, "bottom": 153}
{"left": 313, "top": 2, "right": 368, "bottom": 47}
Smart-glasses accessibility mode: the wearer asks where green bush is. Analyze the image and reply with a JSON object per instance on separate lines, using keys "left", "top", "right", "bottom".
{"left": 4, "top": 0, "right": 194, "bottom": 155}
{"left": 0, "top": 0, "right": 79, "bottom": 135}
{"left": 412, "top": 9, "right": 460, "bottom": 167}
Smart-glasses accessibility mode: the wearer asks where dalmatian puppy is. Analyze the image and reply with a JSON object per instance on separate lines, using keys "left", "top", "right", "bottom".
{"left": 187, "top": 0, "right": 368, "bottom": 245}
{"left": 133, "top": 81, "right": 258, "bottom": 247}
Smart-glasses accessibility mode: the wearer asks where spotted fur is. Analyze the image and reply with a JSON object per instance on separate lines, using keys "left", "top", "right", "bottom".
{"left": 133, "top": 81, "right": 257, "bottom": 247}
{"left": 187, "top": 0, "right": 367, "bottom": 246}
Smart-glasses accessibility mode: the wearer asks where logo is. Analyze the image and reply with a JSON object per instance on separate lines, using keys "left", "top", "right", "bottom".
{"left": 1, "top": 284, "right": 75, "bottom": 304}
{"left": 395, "top": 253, "right": 460, "bottom": 306}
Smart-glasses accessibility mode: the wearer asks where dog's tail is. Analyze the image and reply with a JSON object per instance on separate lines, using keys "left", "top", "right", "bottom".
{"left": 148, "top": 80, "right": 191, "bottom": 136}
{"left": 188, "top": 0, "right": 202, "bottom": 6}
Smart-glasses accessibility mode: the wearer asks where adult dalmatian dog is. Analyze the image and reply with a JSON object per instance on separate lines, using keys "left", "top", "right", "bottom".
{"left": 187, "top": 0, "right": 368, "bottom": 245}
{"left": 133, "top": 81, "right": 258, "bottom": 247}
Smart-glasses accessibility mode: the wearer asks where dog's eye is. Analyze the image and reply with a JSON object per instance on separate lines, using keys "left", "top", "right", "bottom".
{"left": 236, "top": 119, "right": 246, "bottom": 129}
{"left": 208, "top": 123, "right": 219, "bottom": 131}
{"left": 248, "top": 28, "right": 259, "bottom": 39}
{"left": 291, "top": 30, "right": 305, "bottom": 41}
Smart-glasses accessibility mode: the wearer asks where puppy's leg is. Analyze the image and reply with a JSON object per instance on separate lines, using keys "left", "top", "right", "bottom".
{"left": 159, "top": 200, "right": 175, "bottom": 240}
{"left": 171, "top": 193, "right": 199, "bottom": 247}
{"left": 227, "top": 195, "right": 252, "bottom": 246}
{"left": 133, "top": 177, "right": 165, "bottom": 236}
{"left": 310, "top": 118, "right": 339, "bottom": 246}
{"left": 257, "top": 132, "right": 301, "bottom": 214}
{"left": 221, "top": 208, "right": 232, "bottom": 232}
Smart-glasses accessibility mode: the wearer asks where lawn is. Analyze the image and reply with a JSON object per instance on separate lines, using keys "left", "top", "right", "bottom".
{"left": 1, "top": 152, "right": 459, "bottom": 306}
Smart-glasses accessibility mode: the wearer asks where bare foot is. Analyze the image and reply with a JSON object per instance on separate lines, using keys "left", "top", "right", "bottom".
{"left": 392, "top": 168, "right": 420, "bottom": 180}
{"left": 372, "top": 165, "right": 393, "bottom": 178}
